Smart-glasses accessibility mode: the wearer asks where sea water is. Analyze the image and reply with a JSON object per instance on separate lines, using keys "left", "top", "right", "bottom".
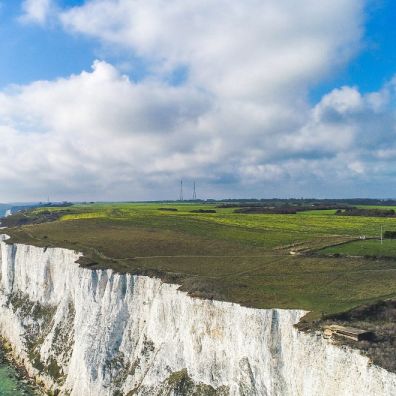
{"left": 0, "top": 349, "right": 36, "bottom": 395}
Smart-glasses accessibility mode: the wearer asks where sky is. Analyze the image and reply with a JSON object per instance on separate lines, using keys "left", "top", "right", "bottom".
{"left": 0, "top": 0, "right": 396, "bottom": 201}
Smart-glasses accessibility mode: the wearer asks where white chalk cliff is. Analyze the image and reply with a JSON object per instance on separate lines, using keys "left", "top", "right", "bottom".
{"left": 0, "top": 235, "right": 395, "bottom": 395}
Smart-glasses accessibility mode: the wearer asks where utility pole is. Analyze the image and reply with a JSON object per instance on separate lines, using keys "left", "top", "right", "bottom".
{"left": 192, "top": 181, "right": 197, "bottom": 200}
{"left": 381, "top": 225, "right": 383, "bottom": 245}
{"left": 179, "top": 180, "right": 184, "bottom": 201}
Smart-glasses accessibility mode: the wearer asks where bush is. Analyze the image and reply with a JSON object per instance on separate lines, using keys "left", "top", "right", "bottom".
{"left": 336, "top": 208, "right": 395, "bottom": 217}
{"left": 384, "top": 231, "right": 396, "bottom": 239}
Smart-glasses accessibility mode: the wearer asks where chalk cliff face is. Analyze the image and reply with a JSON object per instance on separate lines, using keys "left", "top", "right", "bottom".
{"left": 0, "top": 235, "right": 395, "bottom": 396}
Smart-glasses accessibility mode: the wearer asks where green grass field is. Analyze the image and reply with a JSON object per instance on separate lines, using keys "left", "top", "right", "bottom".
{"left": 319, "top": 239, "right": 396, "bottom": 257}
{"left": 3, "top": 202, "right": 396, "bottom": 319}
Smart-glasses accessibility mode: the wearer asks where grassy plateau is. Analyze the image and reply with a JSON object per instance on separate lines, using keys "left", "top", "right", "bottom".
{"left": 2, "top": 202, "right": 396, "bottom": 321}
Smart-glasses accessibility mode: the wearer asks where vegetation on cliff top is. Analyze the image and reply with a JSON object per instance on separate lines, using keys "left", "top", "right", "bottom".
{"left": 2, "top": 202, "right": 396, "bottom": 319}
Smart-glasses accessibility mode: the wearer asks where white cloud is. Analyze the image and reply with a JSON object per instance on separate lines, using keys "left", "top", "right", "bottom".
{"left": 1, "top": 59, "right": 395, "bottom": 201}
{"left": 0, "top": 61, "right": 217, "bottom": 200}
{"left": 3, "top": 0, "right": 396, "bottom": 200}
{"left": 20, "top": 0, "right": 53, "bottom": 25}
{"left": 60, "top": 0, "right": 363, "bottom": 101}
{"left": 316, "top": 86, "right": 364, "bottom": 115}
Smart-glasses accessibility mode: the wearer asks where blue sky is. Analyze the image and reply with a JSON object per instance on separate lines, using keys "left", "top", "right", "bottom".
{"left": 0, "top": 0, "right": 395, "bottom": 201}
{"left": 350, "top": 1, "right": 396, "bottom": 90}
{"left": 312, "top": 0, "right": 396, "bottom": 100}
{"left": 0, "top": 1, "right": 93, "bottom": 87}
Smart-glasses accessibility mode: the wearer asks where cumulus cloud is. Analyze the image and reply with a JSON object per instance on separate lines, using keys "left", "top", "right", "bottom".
{"left": 19, "top": 0, "right": 53, "bottom": 25}
{"left": 60, "top": 0, "right": 363, "bottom": 100}
{"left": 2, "top": 0, "right": 396, "bottom": 200}
{"left": 1, "top": 59, "right": 395, "bottom": 201}
{"left": 0, "top": 61, "right": 216, "bottom": 200}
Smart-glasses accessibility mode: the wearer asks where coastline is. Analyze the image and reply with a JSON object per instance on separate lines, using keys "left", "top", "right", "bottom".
{"left": 0, "top": 337, "right": 41, "bottom": 395}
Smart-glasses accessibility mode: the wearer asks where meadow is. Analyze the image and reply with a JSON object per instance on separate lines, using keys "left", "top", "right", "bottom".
{"left": 3, "top": 202, "right": 396, "bottom": 319}
{"left": 320, "top": 239, "right": 396, "bottom": 257}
